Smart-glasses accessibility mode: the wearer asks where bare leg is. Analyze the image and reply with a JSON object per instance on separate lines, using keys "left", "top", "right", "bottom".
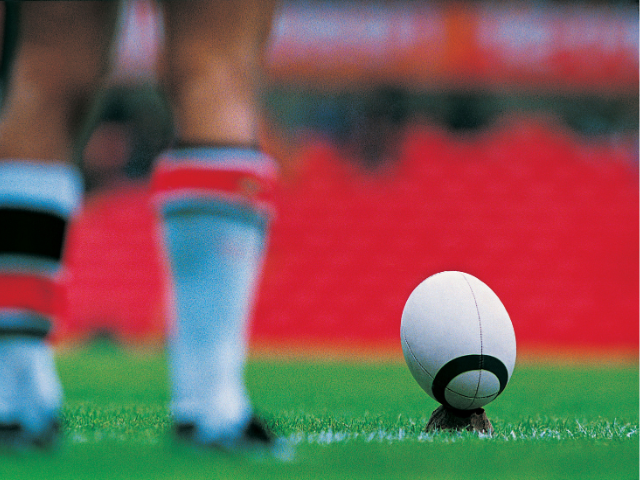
{"left": 0, "top": 1, "right": 117, "bottom": 161}
{"left": 161, "top": 0, "right": 277, "bottom": 145}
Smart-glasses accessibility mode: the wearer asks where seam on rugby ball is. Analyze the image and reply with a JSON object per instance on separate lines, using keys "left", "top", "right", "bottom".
{"left": 460, "top": 272, "right": 484, "bottom": 402}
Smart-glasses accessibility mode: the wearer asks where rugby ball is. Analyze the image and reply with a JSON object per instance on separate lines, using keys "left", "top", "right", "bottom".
{"left": 401, "top": 271, "right": 516, "bottom": 411}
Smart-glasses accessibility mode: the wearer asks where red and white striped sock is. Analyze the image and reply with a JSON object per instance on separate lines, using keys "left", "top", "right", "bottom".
{"left": 0, "top": 161, "right": 82, "bottom": 338}
{"left": 152, "top": 147, "right": 277, "bottom": 443}
{"left": 0, "top": 160, "right": 82, "bottom": 438}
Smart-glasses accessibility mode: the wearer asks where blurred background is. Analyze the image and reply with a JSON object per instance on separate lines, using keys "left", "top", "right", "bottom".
{"left": 43, "top": 0, "right": 637, "bottom": 360}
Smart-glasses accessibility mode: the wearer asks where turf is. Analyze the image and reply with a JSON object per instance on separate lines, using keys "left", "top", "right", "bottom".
{"left": 0, "top": 341, "right": 637, "bottom": 480}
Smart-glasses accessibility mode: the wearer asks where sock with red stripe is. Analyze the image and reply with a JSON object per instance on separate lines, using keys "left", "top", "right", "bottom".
{"left": 0, "top": 160, "right": 82, "bottom": 441}
{"left": 0, "top": 161, "right": 82, "bottom": 337}
{"left": 152, "top": 147, "right": 276, "bottom": 444}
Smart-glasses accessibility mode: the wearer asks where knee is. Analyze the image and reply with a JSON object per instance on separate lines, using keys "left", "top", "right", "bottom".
{"left": 9, "top": 2, "right": 116, "bottom": 107}
{"left": 14, "top": 42, "right": 109, "bottom": 109}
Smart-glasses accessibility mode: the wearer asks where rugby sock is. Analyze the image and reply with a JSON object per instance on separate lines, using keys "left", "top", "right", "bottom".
{"left": 0, "top": 161, "right": 82, "bottom": 436}
{"left": 0, "top": 161, "right": 82, "bottom": 338}
{"left": 152, "top": 147, "right": 276, "bottom": 442}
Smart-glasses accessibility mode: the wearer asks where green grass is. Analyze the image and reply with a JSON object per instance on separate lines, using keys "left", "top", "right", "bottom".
{"left": 0, "top": 341, "right": 637, "bottom": 480}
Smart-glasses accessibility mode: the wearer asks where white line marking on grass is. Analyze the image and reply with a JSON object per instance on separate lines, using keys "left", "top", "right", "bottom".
{"left": 287, "top": 428, "right": 495, "bottom": 445}
{"left": 286, "top": 422, "right": 639, "bottom": 446}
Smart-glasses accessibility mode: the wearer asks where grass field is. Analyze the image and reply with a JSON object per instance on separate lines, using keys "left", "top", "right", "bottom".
{"left": 0, "top": 341, "right": 637, "bottom": 480}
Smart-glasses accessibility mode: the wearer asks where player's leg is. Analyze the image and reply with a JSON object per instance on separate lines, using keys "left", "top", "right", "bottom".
{"left": 0, "top": 2, "right": 117, "bottom": 160}
{"left": 0, "top": 1, "right": 117, "bottom": 447}
{"left": 153, "top": 0, "right": 280, "bottom": 450}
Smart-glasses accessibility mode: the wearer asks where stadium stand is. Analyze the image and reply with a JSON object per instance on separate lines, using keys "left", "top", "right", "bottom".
{"left": 59, "top": 116, "right": 638, "bottom": 359}
{"left": 52, "top": 0, "right": 638, "bottom": 359}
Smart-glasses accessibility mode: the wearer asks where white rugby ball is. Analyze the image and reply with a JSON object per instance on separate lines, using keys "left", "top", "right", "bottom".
{"left": 401, "top": 271, "right": 516, "bottom": 412}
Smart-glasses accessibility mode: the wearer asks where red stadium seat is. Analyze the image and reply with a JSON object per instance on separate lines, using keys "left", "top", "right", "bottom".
{"left": 57, "top": 117, "right": 639, "bottom": 359}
